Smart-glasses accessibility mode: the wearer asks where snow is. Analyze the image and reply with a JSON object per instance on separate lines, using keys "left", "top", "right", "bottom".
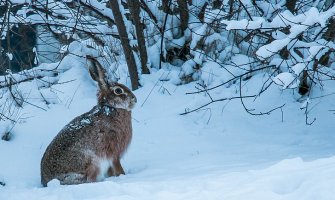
{"left": 2, "top": 156, "right": 335, "bottom": 199}
{"left": 223, "top": 17, "right": 267, "bottom": 30}
{"left": 80, "top": 0, "right": 115, "bottom": 21}
{"left": 200, "top": 54, "right": 252, "bottom": 87}
{"left": 272, "top": 72, "right": 299, "bottom": 89}
{"left": 181, "top": 60, "right": 196, "bottom": 76}
{"left": 256, "top": 38, "right": 291, "bottom": 60}
{"left": 6, "top": 53, "right": 13, "bottom": 61}
{"left": 291, "top": 63, "right": 306, "bottom": 75}
{"left": 0, "top": 61, "right": 335, "bottom": 199}
{"left": 221, "top": 6, "right": 335, "bottom": 61}
{"left": 1, "top": 2, "right": 335, "bottom": 199}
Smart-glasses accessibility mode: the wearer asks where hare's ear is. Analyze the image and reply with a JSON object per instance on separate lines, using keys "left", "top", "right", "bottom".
{"left": 86, "top": 56, "right": 109, "bottom": 90}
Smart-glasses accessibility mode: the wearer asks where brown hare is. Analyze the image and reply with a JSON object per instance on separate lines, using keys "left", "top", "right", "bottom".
{"left": 40, "top": 56, "right": 136, "bottom": 186}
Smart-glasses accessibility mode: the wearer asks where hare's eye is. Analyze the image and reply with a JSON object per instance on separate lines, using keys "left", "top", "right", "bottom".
{"left": 114, "top": 87, "right": 124, "bottom": 95}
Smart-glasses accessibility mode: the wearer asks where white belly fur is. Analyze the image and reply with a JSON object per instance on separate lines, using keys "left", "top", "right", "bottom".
{"left": 97, "top": 158, "right": 113, "bottom": 181}
{"left": 83, "top": 149, "right": 113, "bottom": 181}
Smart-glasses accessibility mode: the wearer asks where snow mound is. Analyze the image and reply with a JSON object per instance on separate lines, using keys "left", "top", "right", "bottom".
{"left": 0, "top": 58, "right": 334, "bottom": 200}
{"left": 0, "top": 157, "right": 334, "bottom": 200}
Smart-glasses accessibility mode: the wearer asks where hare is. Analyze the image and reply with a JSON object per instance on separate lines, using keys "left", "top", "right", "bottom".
{"left": 40, "top": 56, "right": 136, "bottom": 186}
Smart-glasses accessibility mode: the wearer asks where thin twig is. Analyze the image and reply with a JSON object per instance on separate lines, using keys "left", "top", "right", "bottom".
{"left": 159, "top": 0, "right": 172, "bottom": 69}
{"left": 180, "top": 94, "right": 257, "bottom": 115}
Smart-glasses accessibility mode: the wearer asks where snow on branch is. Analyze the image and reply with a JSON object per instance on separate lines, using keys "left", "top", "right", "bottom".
{"left": 222, "top": 7, "right": 335, "bottom": 61}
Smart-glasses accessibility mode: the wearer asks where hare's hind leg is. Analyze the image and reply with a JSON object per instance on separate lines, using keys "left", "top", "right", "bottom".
{"left": 113, "top": 158, "right": 125, "bottom": 176}
{"left": 106, "top": 158, "right": 124, "bottom": 177}
{"left": 107, "top": 166, "right": 115, "bottom": 177}
{"left": 57, "top": 173, "right": 87, "bottom": 185}
{"left": 56, "top": 164, "right": 100, "bottom": 185}
{"left": 85, "top": 163, "right": 100, "bottom": 182}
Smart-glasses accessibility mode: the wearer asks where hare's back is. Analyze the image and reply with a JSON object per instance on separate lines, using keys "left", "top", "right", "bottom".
{"left": 41, "top": 108, "right": 101, "bottom": 164}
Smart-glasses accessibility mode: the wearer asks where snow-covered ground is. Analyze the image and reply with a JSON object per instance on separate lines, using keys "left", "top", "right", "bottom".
{"left": 0, "top": 62, "right": 335, "bottom": 199}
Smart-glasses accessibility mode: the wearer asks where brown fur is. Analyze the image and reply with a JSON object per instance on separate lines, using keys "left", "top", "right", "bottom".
{"left": 40, "top": 57, "right": 136, "bottom": 186}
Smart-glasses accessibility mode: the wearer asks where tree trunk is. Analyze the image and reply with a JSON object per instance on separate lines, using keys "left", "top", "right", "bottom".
{"left": 198, "top": 2, "right": 208, "bottom": 22}
{"left": 319, "top": 17, "right": 335, "bottom": 65}
{"left": 162, "top": 0, "right": 173, "bottom": 14}
{"left": 13, "top": 24, "right": 37, "bottom": 71}
{"left": 177, "top": 0, "right": 188, "bottom": 34}
{"left": 212, "top": 0, "right": 223, "bottom": 9}
{"left": 108, "top": 0, "right": 139, "bottom": 90}
{"left": 228, "top": 0, "right": 234, "bottom": 20}
{"left": 286, "top": 0, "right": 298, "bottom": 13}
{"left": 324, "top": 0, "right": 334, "bottom": 10}
{"left": 323, "top": 17, "right": 335, "bottom": 41}
{"left": 127, "top": 0, "right": 150, "bottom": 74}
